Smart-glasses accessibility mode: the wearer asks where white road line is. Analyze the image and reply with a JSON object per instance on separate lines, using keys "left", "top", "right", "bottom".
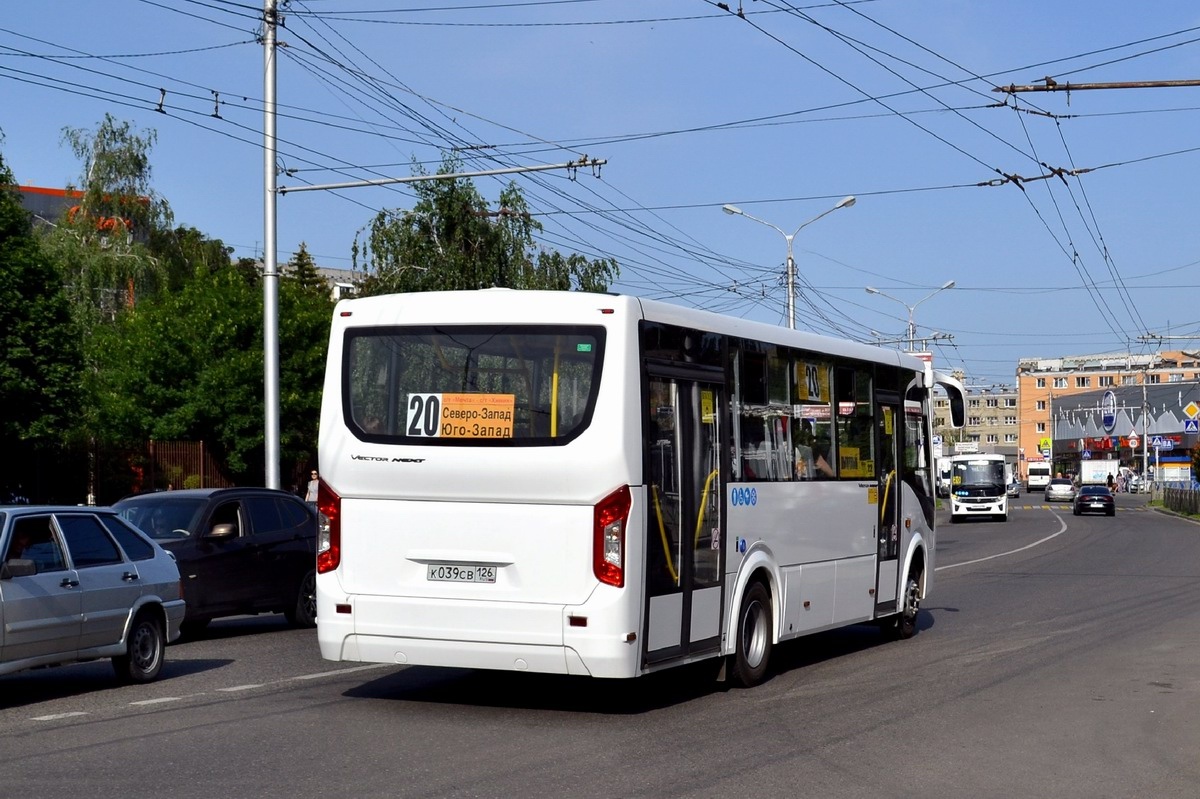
{"left": 31, "top": 711, "right": 89, "bottom": 721}
{"left": 290, "top": 664, "right": 392, "bottom": 681}
{"left": 936, "top": 513, "right": 1069, "bottom": 572}
{"left": 129, "top": 697, "right": 184, "bottom": 706}
{"left": 216, "top": 684, "right": 265, "bottom": 692}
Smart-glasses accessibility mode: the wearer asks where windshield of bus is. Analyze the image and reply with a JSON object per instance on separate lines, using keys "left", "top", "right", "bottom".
{"left": 952, "top": 459, "right": 1006, "bottom": 490}
{"left": 344, "top": 324, "right": 605, "bottom": 446}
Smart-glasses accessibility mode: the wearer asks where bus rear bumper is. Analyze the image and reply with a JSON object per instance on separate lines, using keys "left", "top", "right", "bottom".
{"left": 316, "top": 590, "right": 642, "bottom": 679}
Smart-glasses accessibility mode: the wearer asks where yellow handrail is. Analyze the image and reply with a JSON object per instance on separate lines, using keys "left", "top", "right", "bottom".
{"left": 650, "top": 484, "right": 679, "bottom": 585}
{"left": 693, "top": 468, "right": 720, "bottom": 548}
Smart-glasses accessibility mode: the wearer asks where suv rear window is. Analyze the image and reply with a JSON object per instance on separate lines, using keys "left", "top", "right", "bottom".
{"left": 344, "top": 324, "right": 605, "bottom": 446}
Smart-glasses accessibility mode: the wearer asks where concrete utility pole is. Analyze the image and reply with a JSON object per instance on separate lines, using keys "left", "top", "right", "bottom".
{"left": 263, "top": 0, "right": 280, "bottom": 489}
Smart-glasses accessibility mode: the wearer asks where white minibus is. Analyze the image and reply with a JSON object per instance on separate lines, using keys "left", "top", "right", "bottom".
{"left": 314, "top": 289, "right": 965, "bottom": 686}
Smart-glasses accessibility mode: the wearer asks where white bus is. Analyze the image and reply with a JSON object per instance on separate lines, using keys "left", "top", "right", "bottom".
{"left": 948, "top": 453, "right": 1008, "bottom": 523}
{"left": 314, "top": 289, "right": 965, "bottom": 687}
{"left": 1026, "top": 460, "right": 1051, "bottom": 492}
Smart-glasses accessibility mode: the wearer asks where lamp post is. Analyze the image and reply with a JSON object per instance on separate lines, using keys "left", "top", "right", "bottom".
{"left": 864, "top": 280, "right": 956, "bottom": 351}
{"left": 723, "top": 196, "right": 856, "bottom": 329}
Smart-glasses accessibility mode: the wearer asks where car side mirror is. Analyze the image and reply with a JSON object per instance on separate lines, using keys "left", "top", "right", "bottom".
{"left": 208, "top": 523, "right": 236, "bottom": 539}
{"left": 1, "top": 558, "right": 38, "bottom": 579}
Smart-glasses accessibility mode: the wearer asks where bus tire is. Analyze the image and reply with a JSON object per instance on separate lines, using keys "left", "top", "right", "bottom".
{"left": 730, "top": 581, "right": 772, "bottom": 688}
{"left": 885, "top": 566, "right": 922, "bottom": 641}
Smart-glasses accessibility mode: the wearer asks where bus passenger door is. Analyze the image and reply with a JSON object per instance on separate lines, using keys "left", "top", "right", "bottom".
{"left": 874, "top": 396, "right": 901, "bottom": 610}
{"left": 644, "top": 374, "right": 724, "bottom": 665}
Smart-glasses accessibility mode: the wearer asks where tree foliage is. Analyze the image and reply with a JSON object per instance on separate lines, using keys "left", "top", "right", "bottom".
{"left": 90, "top": 255, "right": 332, "bottom": 484}
{"left": 352, "top": 155, "right": 618, "bottom": 295}
{"left": 39, "top": 114, "right": 171, "bottom": 332}
{"left": 0, "top": 153, "right": 81, "bottom": 445}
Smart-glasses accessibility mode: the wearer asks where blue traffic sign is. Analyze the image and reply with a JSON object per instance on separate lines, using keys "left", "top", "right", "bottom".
{"left": 1081, "top": 450, "right": 1091, "bottom": 460}
{"left": 1185, "top": 419, "right": 1199, "bottom": 434}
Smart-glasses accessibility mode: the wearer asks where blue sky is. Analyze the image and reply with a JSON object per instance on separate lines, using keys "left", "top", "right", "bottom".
{"left": 3, "top": 1, "right": 1199, "bottom": 386}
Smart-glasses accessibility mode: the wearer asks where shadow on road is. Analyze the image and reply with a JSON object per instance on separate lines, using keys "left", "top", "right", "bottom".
{"left": 342, "top": 617, "right": 931, "bottom": 714}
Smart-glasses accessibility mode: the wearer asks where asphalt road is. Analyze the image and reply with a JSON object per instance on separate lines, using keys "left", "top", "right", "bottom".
{"left": 2, "top": 492, "right": 1197, "bottom": 798}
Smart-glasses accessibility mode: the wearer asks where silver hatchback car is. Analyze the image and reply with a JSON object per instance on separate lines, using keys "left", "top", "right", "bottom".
{"left": 0, "top": 506, "right": 185, "bottom": 682}
{"left": 1044, "top": 478, "right": 1077, "bottom": 503}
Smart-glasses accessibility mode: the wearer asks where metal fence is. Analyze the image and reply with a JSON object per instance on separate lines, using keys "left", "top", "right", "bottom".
{"left": 142, "top": 440, "right": 234, "bottom": 492}
{"left": 1161, "top": 483, "right": 1200, "bottom": 515}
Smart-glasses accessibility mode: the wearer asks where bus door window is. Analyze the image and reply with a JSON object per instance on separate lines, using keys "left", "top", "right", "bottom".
{"left": 834, "top": 367, "right": 874, "bottom": 479}
{"left": 646, "top": 379, "right": 680, "bottom": 594}
{"left": 876, "top": 397, "right": 900, "bottom": 560}
{"left": 904, "top": 379, "right": 935, "bottom": 529}
{"left": 644, "top": 374, "right": 724, "bottom": 660}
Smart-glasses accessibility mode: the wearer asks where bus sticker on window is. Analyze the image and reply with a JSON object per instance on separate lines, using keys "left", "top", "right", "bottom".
{"left": 406, "top": 392, "right": 516, "bottom": 439}
{"left": 577, "top": 343, "right": 593, "bottom": 352}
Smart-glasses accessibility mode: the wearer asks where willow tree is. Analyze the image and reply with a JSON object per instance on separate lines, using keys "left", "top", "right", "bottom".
{"left": 352, "top": 155, "right": 617, "bottom": 296}
{"left": 38, "top": 114, "right": 172, "bottom": 328}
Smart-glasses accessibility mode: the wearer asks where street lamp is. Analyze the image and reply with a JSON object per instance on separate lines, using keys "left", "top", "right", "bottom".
{"left": 864, "top": 279, "right": 956, "bottom": 351}
{"left": 722, "top": 196, "right": 856, "bottom": 329}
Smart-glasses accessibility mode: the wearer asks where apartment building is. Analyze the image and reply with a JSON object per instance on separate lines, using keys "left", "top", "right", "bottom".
{"left": 1015, "top": 350, "right": 1199, "bottom": 482}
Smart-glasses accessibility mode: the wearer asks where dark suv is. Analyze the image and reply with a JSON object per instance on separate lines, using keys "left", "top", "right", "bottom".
{"left": 114, "top": 488, "right": 316, "bottom": 632}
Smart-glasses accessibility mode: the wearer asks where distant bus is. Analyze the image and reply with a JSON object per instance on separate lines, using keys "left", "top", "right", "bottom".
{"left": 1026, "top": 461, "right": 1052, "bottom": 492}
{"left": 314, "top": 289, "right": 966, "bottom": 687}
{"left": 949, "top": 453, "right": 1008, "bottom": 523}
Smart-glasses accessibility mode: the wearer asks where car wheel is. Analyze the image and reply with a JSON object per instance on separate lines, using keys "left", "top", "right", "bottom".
{"left": 285, "top": 569, "right": 317, "bottom": 628}
{"left": 1073, "top": 507, "right": 1081, "bottom": 516}
{"left": 113, "top": 610, "right": 165, "bottom": 683}
{"left": 730, "top": 581, "right": 772, "bottom": 688}
{"left": 1107, "top": 509, "right": 1115, "bottom": 516}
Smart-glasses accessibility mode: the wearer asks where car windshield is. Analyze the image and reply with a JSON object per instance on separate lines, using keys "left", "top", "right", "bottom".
{"left": 1049, "top": 479, "right": 1071, "bottom": 487}
{"left": 1080, "top": 486, "right": 1109, "bottom": 496}
{"left": 115, "top": 496, "right": 208, "bottom": 540}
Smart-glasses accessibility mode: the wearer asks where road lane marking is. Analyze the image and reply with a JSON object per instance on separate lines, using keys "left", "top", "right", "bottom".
{"left": 291, "top": 664, "right": 392, "bottom": 681}
{"left": 129, "top": 697, "right": 184, "bottom": 706}
{"left": 937, "top": 513, "right": 1068, "bottom": 572}
{"left": 217, "top": 684, "right": 265, "bottom": 692}
{"left": 31, "top": 711, "right": 89, "bottom": 721}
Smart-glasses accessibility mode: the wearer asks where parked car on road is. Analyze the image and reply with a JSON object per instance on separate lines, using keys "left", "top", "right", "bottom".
{"left": 114, "top": 488, "right": 317, "bottom": 633}
{"left": 1073, "top": 485, "right": 1116, "bottom": 516}
{"left": 0, "top": 505, "right": 184, "bottom": 682}
{"left": 1007, "top": 480, "right": 1020, "bottom": 498}
{"left": 1044, "top": 478, "right": 1077, "bottom": 503}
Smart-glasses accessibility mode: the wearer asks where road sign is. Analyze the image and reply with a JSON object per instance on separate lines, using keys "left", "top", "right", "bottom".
{"left": 1158, "top": 440, "right": 1175, "bottom": 452}
{"left": 1185, "top": 401, "right": 1200, "bottom": 420}
{"left": 1185, "top": 419, "right": 1199, "bottom": 434}
{"left": 1041, "top": 448, "right": 1051, "bottom": 458}
{"left": 1081, "top": 450, "right": 1091, "bottom": 460}
{"left": 932, "top": 434, "right": 942, "bottom": 445}
{"left": 1128, "top": 434, "right": 1139, "bottom": 448}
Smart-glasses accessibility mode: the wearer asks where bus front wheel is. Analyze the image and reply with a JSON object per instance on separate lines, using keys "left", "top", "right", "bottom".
{"left": 730, "top": 581, "right": 772, "bottom": 688}
{"left": 885, "top": 567, "right": 922, "bottom": 641}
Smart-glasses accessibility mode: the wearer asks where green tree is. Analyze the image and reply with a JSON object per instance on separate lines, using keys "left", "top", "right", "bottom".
{"left": 91, "top": 258, "right": 331, "bottom": 485}
{"left": 39, "top": 114, "right": 171, "bottom": 330}
{"left": 352, "top": 154, "right": 617, "bottom": 295}
{"left": 0, "top": 152, "right": 83, "bottom": 499}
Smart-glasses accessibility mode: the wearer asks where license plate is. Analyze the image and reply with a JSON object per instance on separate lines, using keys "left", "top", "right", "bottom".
{"left": 427, "top": 563, "right": 497, "bottom": 583}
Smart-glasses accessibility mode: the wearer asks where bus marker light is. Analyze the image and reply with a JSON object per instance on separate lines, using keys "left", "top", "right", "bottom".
{"left": 569, "top": 616, "right": 587, "bottom": 627}
{"left": 336, "top": 604, "right": 351, "bottom": 614}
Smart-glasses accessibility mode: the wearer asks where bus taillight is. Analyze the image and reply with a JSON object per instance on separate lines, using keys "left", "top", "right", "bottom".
{"left": 593, "top": 485, "right": 631, "bottom": 588}
{"left": 316, "top": 479, "right": 341, "bottom": 574}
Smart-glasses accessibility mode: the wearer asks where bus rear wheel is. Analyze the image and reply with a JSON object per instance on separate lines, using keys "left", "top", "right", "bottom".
{"left": 730, "top": 581, "right": 772, "bottom": 688}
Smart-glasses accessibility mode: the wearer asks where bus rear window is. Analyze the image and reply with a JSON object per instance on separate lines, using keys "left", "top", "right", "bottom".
{"left": 344, "top": 324, "right": 605, "bottom": 446}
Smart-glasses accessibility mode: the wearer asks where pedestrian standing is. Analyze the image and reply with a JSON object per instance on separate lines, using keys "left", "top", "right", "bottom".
{"left": 305, "top": 470, "right": 319, "bottom": 507}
